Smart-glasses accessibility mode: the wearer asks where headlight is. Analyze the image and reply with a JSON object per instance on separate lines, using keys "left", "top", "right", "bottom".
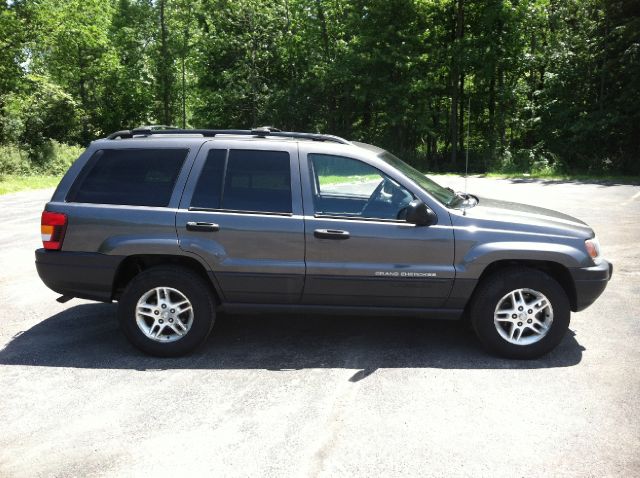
{"left": 585, "top": 237, "right": 601, "bottom": 261}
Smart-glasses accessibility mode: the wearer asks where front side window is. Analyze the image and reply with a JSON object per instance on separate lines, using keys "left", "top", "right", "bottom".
{"left": 69, "top": 148, "right": 188, "bottom": 207}
{"left": 309, "top": 154, "right": 414, "bottom": 221}
{"left": 191, "top": 149, "right": 292, "bottom": 214}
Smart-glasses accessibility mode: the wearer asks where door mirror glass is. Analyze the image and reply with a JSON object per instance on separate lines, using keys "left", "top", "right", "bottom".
{"left": 405, "top": 199, "right": 437, "bottom": 226}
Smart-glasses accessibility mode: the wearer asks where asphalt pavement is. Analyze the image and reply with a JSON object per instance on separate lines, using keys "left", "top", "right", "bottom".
{"left": 0, "top": 176, "right": 638, "bottom": 477}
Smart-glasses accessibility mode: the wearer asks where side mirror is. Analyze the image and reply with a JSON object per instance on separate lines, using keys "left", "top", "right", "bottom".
{"left": 406, "top": 199, "right": 437, "bottom": 226}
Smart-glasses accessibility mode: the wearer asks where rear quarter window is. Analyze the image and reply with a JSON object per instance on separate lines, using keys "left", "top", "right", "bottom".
{"left": 68, "top": 148, "right": 188, "bottom": 207}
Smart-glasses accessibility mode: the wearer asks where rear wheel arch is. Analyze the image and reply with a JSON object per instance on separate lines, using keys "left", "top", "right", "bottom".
{"left": 111, "top": 254, "right": 221, "bottom": 304}
{"left": 469, "top": 259, "right": 577, "bottom": 312}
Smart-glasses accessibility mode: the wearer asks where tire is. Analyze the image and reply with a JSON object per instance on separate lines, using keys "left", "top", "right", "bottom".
{"left": 469, "top": 267, "right": 570, "bottom": 359}
{"left": 118, "top": 266, "right": 216, "bottom": 357}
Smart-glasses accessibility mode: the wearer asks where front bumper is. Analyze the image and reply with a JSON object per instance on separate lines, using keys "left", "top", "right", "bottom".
{"left": 570, "top": 260, "right": 613, "bottom": 312}
{"left": 35, "top": 249, "right": 123, "bottom": 302}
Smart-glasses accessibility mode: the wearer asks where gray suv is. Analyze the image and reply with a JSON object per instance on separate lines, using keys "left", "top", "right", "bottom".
{"left": 35, "top": 128, "right": 612, "bottom": 359}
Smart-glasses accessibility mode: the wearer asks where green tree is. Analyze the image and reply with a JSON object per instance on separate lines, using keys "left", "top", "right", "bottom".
{"left": 0, "top": 1, "right": 26, "bottom": 142}
{"left": 192, "top": 0, "right": 290, "bottom": 128}
{"left": 0, "top": 2, "right": 24, "bottom": 97}
{"left": 1, "top": 0, "right": 639, "bottom": 175}
{"left": 102, "top": 0, "right": 156, "bottom": 131}
{"left": 26, "top": 0, "right": 119, "bottom": 143}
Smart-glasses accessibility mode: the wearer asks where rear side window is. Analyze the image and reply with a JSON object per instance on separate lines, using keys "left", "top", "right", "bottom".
{"left": 68, "top": 149, "right": 188, "bottom": 207}
{"left": 191, "top": 149, "right": 291, "bottom": 214}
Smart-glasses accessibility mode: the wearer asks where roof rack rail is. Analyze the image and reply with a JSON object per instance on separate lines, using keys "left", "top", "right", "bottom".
{"left": 135, "top": 124, "right": 180, "bottom": 131}
{"left": 252, "top": 126, "right": 281, "bottom": 133}
{"left": 106, "top": 127, "right": 351, "bottom": 144}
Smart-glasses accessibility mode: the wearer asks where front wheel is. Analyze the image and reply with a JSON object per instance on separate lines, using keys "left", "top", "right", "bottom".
{"left": 118, "top": 266, "right": 216, "bottom": 357}
{"left": 469, "top": 267, "right": 570, "bottom": 359}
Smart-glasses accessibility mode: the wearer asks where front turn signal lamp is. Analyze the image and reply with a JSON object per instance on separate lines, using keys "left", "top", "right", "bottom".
{"left": 41, "top": 211, "right": 67, "bottom": 250}
{"left": 585, "top": 237, "right": 601, "bottom": 262}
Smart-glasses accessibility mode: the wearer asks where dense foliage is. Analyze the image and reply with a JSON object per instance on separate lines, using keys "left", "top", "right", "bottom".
{"left": 1, "top": 0, "right": 638, "bottom": 174}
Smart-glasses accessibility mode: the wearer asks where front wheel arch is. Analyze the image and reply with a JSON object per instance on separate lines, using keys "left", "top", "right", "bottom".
{"left": 468, "top": 266, "right": 571, "bottom": 359}
{"left": 468, "top": 259, "right": 577, "bottom": 312}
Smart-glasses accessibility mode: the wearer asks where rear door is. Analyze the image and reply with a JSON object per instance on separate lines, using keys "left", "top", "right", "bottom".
{"left": 300, "top": 143, "right": 455, "bottom": 308}
{"left": 176, "top": 140, "right": 305, "bottom": 304}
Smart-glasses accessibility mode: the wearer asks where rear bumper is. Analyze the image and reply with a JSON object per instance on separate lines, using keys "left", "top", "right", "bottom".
{"left": 570, "top": 260, "right": 612, "bottom": 312}
{"left": 35, "top": 249, "right": 123, "bottom": 302}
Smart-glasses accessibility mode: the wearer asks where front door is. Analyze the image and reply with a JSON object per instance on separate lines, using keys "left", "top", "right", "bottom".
{"left": 177, "top": 140, "right": 305, "bottom": 304}
{"left": 300, "top": 146, "right": 455, "bottom": 307}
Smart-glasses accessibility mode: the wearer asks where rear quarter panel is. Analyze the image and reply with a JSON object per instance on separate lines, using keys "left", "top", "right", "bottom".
{"left": 46, "top": 139, "right": 204, "bottom": 256}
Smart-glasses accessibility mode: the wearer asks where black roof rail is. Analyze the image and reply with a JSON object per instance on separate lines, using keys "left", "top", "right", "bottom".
{"left": 105, "top": 127, "right": 351, "bottom": 144}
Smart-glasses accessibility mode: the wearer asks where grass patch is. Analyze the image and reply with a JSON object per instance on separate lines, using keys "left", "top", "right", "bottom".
{"left": 319, "top": 174, "right": 379, "bottom": 186}
{"left": 0, "top": 174, "right": 61, "bottom": 195}
{"left": 422, "top": 171, "right": 639, "bottom": 184}
{"left": 481, "top": 172, "right": 640, "bottom": 184}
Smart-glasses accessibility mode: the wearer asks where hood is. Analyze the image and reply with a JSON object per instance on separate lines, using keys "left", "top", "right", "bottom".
{"left": 459, "top": 196, "right": 593, "bottom": 239}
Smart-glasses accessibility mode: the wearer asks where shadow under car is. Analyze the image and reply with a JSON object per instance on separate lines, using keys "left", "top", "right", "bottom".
{"left": 0, "top": 303, "right": 584, "bottom": 374}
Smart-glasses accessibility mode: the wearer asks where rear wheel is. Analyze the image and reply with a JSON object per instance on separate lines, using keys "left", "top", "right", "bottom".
{"left": 469, "top": 267, "right": 570, "bottom": 359}
{"left": 118, "top": 266, "right": 215, "bottom": 357}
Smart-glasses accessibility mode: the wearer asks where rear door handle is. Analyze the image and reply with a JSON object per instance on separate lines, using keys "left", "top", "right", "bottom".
{"left": 314, "top": 228, "right": 350, "bottom": 240}
{"left": 186, "top": 221, "right": 220, "bottom": 232}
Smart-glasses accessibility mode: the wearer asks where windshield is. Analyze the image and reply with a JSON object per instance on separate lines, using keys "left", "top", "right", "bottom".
{"left": 378, "top": 151, "right": 457, "bottom": 206}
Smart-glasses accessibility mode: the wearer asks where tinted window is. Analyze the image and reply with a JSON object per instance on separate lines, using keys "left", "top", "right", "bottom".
{"left": 191, "top": 149, "right": 291, "bottom": 214}
{"left": 309, "top": 153, "right": 414, "bottom": 220}
{"left": 310, "top": 154, "right": 382, "bottom": 197}
{"left": 190, "top": 149, "right": 226, "bottom": 209}
{"left": 70, "top": 149, "right": 188, "bottom": 207}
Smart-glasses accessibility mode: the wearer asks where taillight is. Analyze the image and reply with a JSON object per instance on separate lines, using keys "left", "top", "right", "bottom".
{"left": 41, "top": 211, "right": 67, "bottom": 250}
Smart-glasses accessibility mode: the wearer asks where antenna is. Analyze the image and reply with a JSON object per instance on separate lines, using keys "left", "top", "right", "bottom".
{"left": 464, "top": 96, "right": 470, "bottom": 196}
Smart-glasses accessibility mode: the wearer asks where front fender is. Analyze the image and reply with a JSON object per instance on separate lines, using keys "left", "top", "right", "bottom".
{"left": 445, "top": 240, "right": 588, "bottom": 309}
{"left": 458, "top": 241, "right": 586, "bottom": 278}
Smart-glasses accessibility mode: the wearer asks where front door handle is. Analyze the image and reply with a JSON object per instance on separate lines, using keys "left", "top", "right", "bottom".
{"left": 186, "top": 221, "right": 220, "bottom": 232}
{"left": 314, "top": 228, "right": 350, "bottom": 240}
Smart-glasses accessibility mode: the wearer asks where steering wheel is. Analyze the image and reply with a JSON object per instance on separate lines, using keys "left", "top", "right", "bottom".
{"left": 360, "top": 178, "right": 388, "bottom": 215}
{"left": 369, "top": 178, "right": 387, "bottom": 201}
{"left": 362, "top": 178, "right": 413, "bottom": 219}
